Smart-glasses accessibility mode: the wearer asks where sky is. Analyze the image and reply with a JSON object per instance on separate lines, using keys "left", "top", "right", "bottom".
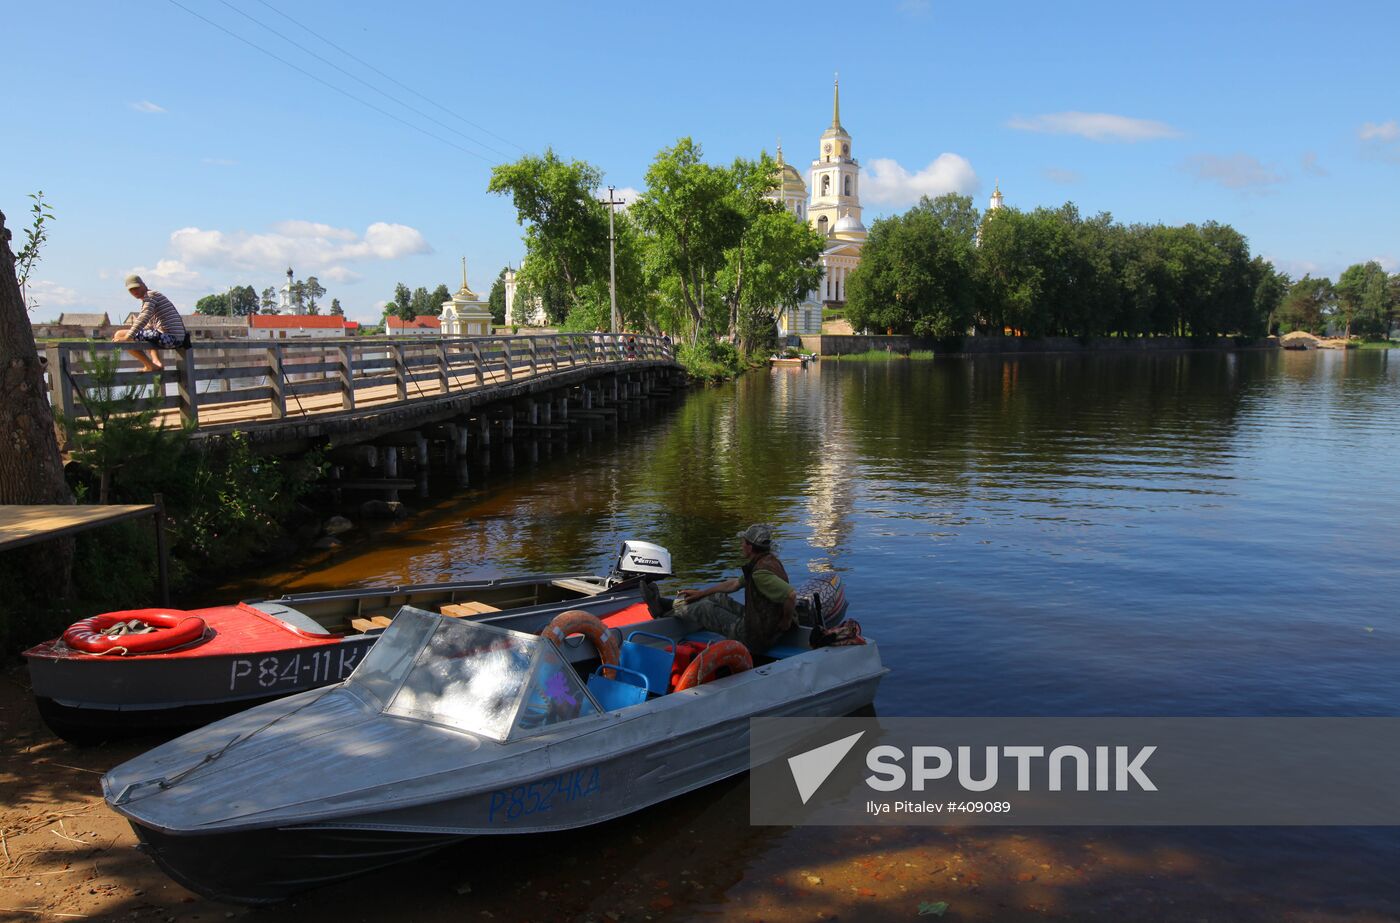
{"left": 5, "top": 0, "right": 1399, "bottom": 324}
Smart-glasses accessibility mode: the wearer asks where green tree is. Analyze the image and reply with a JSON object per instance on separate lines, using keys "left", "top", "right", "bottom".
{"left": 303, "top": 276, "right": 326, "bottom": 315}
{"left": 329, "top": 297, "right": 344, "bottom": 316}
{"left": 488, "top": 267, "right": 508, "bottom": 324}
{"left": 15, "top": 192, "right": 55, "bottom": 311}
{"left": 430, "top": 283, "right": 452, "bottom": 314}
{"left": 846, "top": 193, "right": 977, "bottom": 337}
{"left": 714, "top": 154, "right": 824, "bottom": 352}
{"left": 631, "top": 137, "right": 745, "bottom": 341}
{"left": 409, "top": 286, "right": 433, "bottom": 317}
{"left": 260, "top": 286, "right": 279, "bottom": 314}
{"left": 1335, "top": 261, "right": 1392, "bottom": 338}
{"left": 389, "top": 282, "right": 413, "bottom": 321}
{"left": 1277, "top": 275, "right": 1335, "bottom": 334}
{"left": 195, "top": 292, "right": 231, "bottom": 316}
{"left": 488, "top": 149, "right": 608, "bottom": 318}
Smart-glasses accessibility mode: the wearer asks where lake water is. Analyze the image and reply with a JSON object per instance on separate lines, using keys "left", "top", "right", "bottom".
{"left": 221, "top": 349, "right": 1400, "bottom": 920}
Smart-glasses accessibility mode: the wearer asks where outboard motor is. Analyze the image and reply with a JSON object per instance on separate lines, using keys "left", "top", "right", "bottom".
{"left": 609, "top": 541, "right": 673, "bottom": 586}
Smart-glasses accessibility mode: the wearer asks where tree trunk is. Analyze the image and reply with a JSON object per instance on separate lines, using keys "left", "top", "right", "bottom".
{"left": 0, "top": 208, "right": 74, "bottom": 596}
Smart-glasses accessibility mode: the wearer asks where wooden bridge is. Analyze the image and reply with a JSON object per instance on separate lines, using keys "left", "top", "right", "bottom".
{"left": 44, "top": 333, "right": 681, "bottom": 452}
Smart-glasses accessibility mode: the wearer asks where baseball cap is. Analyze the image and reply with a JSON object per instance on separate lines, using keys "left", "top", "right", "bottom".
{"left": 737, "top": 523, "right": 773, "bottom": 549}
{"left": 124, "top": 274, "right": 146, "bottom": 291}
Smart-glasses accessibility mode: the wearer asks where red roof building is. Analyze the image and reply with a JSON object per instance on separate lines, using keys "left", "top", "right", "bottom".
{"left": 385, "top": 315, "right": 442, "bottom": 335}
{"left": 248, "top": 315, "right": 350, "bottom": 338}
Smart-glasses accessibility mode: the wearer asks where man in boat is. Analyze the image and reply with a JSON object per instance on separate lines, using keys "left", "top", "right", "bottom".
{"left": 113, "top": 274, "right": 188, "bottom": 372}
{"left": 641, "top": 524, "right": 796, "bottom": 656}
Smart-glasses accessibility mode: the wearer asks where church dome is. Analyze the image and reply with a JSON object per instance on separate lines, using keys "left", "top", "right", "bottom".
{"left": 833, "top": 212, "right": 866, "bottom": 236}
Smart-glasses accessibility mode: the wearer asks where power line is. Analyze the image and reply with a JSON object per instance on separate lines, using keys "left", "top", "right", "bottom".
{"left": 213, "top": 0, "right": 515, "bottom": 161}
{"left": 165, "top": 0, "right": 497, "bottom": 164}
{"left": 253, "top": 0, "right": 528, "bottom": 156}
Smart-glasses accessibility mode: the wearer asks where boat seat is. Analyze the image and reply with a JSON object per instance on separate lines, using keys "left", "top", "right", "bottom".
{"left": 349, "top": 615, "right": 394, "bottom": 633}
{"left": 586, "top": 664, "right": 650, "bottom": 710}
{"left": 682, "top": 630, "right": 726, "bottom": 645}
{"left": 762, "top": 625, "right": 813, "bottom": 660}
{"left": 619, "top": 630, "right": 676, "bottom": 695}
{"left": 441, "top": 601, "right": 501, "bottom": 618}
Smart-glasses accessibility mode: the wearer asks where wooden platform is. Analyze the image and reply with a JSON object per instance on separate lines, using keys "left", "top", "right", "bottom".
{"left": 0, "top": 504, "right": 158, "bottom": 552}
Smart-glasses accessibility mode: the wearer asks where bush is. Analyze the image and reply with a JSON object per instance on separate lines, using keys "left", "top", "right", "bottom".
{"left": 677, "top": 339, "right": 743, "bottom": 381}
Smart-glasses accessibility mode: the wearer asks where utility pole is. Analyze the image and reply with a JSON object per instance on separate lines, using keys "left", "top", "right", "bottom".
{"left": 599, "top": 186, "right": 623, "bottom": 333}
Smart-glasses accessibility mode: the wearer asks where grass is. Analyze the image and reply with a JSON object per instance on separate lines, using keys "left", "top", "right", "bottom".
{"left": 828, "top": 349, "right": 937, "bottom": 361}
{"left": 1356, "top": 340, "right": 1399, "bottom": 350}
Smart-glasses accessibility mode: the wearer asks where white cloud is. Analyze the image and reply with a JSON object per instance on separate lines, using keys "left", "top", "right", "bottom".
{"left": 1301, "top": 151, "right": 1328, "bottom": 176}
{"left": 26, "top": 279, "right": 84, "bottom": 309}
{"left": 201, "top": 157, "right": 238, "bottom": 167}
{"left": 1042, "top": 166, "right": 1081, "bottom": 185}
{"left": 898, "top": 0, "right": 931, "bottom": 15}
{"left": 1007, "top": 111, "right": 1180, "bottom": 142}
{"left": 1358, "top": 120, "right": 1400, "bottom": 164}
{"left": 129, "top": 259, "right": 203, "bottom": 291}
{"left": 130, "top": 100, "right": 166, "bottom": 114}
{"left": 167, "top": 220, "right": 432, "bottom": 272}
{"left": 863, "top": 154, "right": 978, "bottom": 206}
{"left": 319, "top": 265, "right": 362, "bottom": 284}
{"left": 1359, "top": 120, "right": 1398, "bottom": 141}
{"left": 1184, "top": 153, "right": 1285, "bottom": 190}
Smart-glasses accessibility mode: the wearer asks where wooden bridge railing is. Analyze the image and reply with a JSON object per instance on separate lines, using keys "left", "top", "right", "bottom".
{"left": 45, "top": 333, "right": 674, "bottom": 434}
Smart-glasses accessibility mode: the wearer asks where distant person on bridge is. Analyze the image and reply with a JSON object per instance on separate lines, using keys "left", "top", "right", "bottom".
{"left": 113, "top": 275, "right": 187, "bottom": 372}
{"left": 641, "top": 524, "right": 797, "bottom": 656}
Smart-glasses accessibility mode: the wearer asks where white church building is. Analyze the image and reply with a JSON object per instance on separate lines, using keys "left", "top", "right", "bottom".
{"left": 767, "top": 77, "right": 870, "bottom": 338}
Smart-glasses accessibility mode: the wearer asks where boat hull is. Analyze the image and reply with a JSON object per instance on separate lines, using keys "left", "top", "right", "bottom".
{"left": 27, "top": 578, "right": 641, "bottom": 742}
{"left": 111, "top": 657, "right": 885, "bottom": 903}
{"left": 131, "top": 822, "right": 466, "bottom": 905}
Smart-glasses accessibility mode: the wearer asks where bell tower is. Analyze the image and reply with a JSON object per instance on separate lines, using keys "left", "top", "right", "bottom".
{"left": 809, "top": 75, "right": 861, "bottom": 237}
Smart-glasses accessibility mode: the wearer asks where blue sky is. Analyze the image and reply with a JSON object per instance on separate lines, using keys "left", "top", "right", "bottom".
{"left": 6, "top": 0, "right": 1399, "bottom": 323}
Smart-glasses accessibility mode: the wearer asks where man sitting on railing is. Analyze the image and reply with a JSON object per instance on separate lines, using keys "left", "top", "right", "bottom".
{"left": 113, "top": 274, "right": 188, "bottom": 372}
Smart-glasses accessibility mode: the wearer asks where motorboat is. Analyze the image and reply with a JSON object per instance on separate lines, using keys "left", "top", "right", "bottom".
{"left": 24, "top": 542, "right": 677, "bottom": 742}
{"left": 102, "top": 583, "right": 883, "bottom": 903}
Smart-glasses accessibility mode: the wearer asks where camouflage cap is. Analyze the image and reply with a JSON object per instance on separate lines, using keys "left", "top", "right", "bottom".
{"left": 737, "top": 523, "right": 774, "bottom": 549}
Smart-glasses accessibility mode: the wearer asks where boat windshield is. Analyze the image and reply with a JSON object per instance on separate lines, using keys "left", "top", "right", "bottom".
{"left": 345, "top": 607, "right": 597, "bottom": 741}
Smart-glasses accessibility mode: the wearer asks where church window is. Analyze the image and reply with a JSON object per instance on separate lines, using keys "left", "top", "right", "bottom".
{"left": 818, "top": 215, "right": 829, "bottom": 236}
{"left": 844, "top": 175, "right": 851, "bottom": 196}
{"left": 821, "top": 175, "right": 830, "bottom": 196}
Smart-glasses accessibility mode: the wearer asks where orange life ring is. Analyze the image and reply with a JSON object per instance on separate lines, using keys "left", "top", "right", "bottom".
{"left": 541, "top": 610, "right": 619, "bottom": 677}
{"left": 673, "top": 639, "right": 753, "bottom": 691}
{"left": 62, "top": 610, "right": 208, "bottom": 655}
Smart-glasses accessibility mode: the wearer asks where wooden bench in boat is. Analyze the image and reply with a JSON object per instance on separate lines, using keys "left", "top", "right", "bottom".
{"left": 440, "top": 601, "right": 502, "bottom": 618}
{"left": 349, "top": 615, "right": 396, "bottom": 633}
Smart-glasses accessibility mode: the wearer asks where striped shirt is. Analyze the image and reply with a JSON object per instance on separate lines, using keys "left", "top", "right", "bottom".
{"left": 127, "top": 290, "right": 187, "bottom": 339}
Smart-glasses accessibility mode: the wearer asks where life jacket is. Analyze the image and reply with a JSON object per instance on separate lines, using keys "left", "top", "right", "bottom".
{"left": 742, "top": 552, "right": 796, "bottom": 653}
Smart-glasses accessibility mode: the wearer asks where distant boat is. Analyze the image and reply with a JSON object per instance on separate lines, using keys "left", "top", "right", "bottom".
{"left": 769, "top": 355, "right": 808, "bottom": 367}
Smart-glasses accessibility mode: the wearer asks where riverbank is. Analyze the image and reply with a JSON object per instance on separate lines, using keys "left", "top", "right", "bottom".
{"left": 799, "top": 334, "right": 1278, "bottom": 357}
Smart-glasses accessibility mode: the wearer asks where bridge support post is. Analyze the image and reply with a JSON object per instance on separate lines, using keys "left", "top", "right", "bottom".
{"left": 339, "top": 344, "right": 356, "bottom": 411}
{"left": 267, "top": 345, "right": 286, "bottom": 419}
{"left": 176, "top": 347, "right": 199, "bottom": 428}
{"left": 382, "top": 446, "right": 398, "bottom": 478}
{"left": 392, "top": 345, "right": 407, "bottom": 401}
{"left": 478, "top": 414, "right": 491, "bottom": 447}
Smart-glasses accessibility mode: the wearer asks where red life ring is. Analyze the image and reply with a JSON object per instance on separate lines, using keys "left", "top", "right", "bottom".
{"left": 61, "top": 610, "right": 208, "bottom": 655}
{"left": 674, "top": 640, "right": 753, "bottom": 691}
{"left": 541, "top": 610, "right": 619, "bottom": 677}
